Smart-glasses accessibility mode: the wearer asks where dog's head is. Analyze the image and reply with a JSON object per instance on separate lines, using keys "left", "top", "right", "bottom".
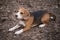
{"left": 15, "top": 7, "right": 30, "bottom": 20}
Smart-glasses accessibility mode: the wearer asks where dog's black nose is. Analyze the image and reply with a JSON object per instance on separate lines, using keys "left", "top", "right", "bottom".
{"left": 15, "top": 15, "right": 18, "bottom": 17}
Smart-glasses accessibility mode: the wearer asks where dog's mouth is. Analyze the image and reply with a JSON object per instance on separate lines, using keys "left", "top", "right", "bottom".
{"left": 15, "top": 17, "right": 23, "bottom": 20}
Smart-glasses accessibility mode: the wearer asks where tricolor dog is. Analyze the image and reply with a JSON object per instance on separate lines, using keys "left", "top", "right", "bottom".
{"left": 8, "top": 7, "right": 56, "bottom": 34}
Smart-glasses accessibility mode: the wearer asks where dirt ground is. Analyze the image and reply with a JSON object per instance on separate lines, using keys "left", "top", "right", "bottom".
{"left": 0, "top": 0, "right": 59, "bottom": 40}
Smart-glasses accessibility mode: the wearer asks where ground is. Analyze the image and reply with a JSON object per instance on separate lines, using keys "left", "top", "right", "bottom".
{"left": 0, "top": 0, "right": 60, "bottom": 40}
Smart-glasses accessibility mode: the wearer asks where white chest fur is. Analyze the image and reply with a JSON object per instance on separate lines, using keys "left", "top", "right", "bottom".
{"left": 19, "top": 20, "right": 25, "bottom": 26}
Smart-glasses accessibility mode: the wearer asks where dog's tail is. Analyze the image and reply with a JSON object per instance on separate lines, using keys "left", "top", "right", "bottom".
{"left": 49, "top": 13, "right": 56, "bottom": 22}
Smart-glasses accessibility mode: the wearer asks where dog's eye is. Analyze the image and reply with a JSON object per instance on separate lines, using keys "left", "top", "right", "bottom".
{"left": 20, "top": 12, "right": 23, "bottom": 14}
{"left": 14, "top": 10, "right": 18, "bottom": 13}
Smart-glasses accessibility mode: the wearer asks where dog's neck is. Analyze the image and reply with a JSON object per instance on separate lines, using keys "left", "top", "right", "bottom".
{"left": 23, "top": 13, "right": 31, "bottom": 20}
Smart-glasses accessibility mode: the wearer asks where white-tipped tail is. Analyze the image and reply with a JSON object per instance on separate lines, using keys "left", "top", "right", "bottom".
{"left": 50, "top": 16, "right": 54, "bottom": 19}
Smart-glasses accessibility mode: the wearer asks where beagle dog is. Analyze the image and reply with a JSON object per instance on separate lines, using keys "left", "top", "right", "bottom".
{"left": 8, "top": 7, "right": 56, "bottom": 34}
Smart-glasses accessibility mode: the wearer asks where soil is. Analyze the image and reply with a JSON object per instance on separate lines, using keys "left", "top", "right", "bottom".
{"left": 0, "top": 0, "right": 59, "bottom": 40}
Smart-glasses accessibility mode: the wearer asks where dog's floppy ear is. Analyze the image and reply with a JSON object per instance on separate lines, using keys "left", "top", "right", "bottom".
{"left": 24, "top": 9, "right": 30, "bottom": 17}
{"left": 23, "top": 8, "right": 30, "bottom": 20}
{"left": 19, "top": 7, "right": 30, "bottom": 17}
{"left": 23, "top": 11, "right": 30, "bottom": 20}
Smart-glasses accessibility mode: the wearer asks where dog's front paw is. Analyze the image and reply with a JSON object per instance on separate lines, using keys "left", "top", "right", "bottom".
{"left": 8, "top": 28, "right": 15, "bottom": 31}
{"left": 15, "top": 29, "right": 23, "bottom": 34}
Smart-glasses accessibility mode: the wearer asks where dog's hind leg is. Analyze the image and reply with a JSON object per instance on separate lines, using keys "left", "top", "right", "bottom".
{"left": 39, "top": 13, "right": 50, "bottom": 27}
{"left": 39, "top": 24, "right": 46, "bottom": 27}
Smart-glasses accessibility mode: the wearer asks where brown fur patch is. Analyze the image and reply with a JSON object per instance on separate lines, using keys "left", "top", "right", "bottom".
{"left": 41, "top": 13, "right": 50, "bottom": 25}
{"left": 23, "top": 16, "right": 34, "bottom": 32}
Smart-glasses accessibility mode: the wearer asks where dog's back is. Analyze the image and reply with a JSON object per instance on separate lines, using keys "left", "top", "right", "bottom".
{"left": 30, "top": 10, "right": 46, "bottom": 24}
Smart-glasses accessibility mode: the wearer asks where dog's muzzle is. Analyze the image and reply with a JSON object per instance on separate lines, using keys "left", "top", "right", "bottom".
{"left": 15, "top": 15, "right": 18, "bottom": 17}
